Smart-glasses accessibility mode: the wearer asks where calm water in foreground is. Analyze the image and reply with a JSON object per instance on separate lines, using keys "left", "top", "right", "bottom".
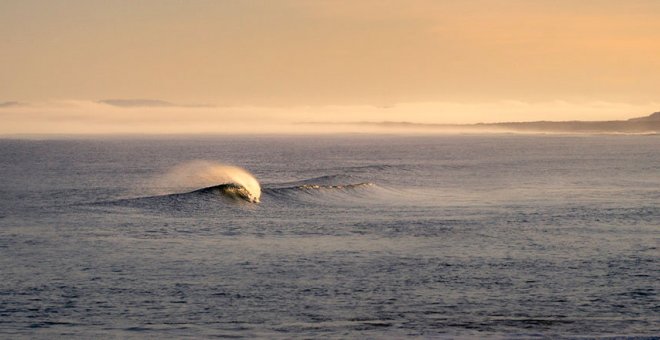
{"left": 0, "top": 135, "right": 658, "bottom": 339}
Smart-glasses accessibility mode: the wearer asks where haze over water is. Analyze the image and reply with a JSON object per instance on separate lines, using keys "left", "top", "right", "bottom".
{"left": 0, "top": 135, "right": 658, "bottom": 338}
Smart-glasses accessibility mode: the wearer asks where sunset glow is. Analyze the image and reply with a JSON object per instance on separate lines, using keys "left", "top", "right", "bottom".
{"left": 1, "top": 1, "right": 659, "bottom": 134}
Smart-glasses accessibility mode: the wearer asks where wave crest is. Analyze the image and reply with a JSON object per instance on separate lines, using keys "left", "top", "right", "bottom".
{"left": 295, "top": 183, "right": 375, "bottom": 191}
{"left": 263, "top": 182, "right": 379, "bottom": 204}
{"left": 153, "top": 161, "right": 261, "bottom": 203}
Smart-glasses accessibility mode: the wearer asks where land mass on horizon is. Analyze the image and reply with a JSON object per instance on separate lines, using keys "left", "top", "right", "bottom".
{"left": 302, "top": 112, "right": 660, "bottom": 134}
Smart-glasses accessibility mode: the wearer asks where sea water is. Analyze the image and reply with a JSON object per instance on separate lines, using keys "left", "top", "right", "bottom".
{"left": 0, "top": 135, "right": 658, "bottom": 338}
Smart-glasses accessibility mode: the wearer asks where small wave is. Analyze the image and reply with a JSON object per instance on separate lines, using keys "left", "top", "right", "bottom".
{"left": 266, "top": 174, "right": 360, "bottom": 188}
{"left": 263, "top": 181, "right": 381, "bottom": 204}
{"left": 273, "top": 182, "right": 376, "bottom": 192}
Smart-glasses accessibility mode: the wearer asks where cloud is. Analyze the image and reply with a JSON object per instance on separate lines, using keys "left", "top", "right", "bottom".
{"left": 98, "top": 99, "right": 213, "bottom": 108}
{"left": 0, "top": 101, "right": 24, "bottom": 108}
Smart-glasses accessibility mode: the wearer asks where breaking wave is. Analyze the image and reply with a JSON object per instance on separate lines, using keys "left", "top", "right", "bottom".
{"left": 151, "top": 161, "right": 261, "bottom": 203}
{"left": 103, "top": 164, "right": 390, "bottom": 208}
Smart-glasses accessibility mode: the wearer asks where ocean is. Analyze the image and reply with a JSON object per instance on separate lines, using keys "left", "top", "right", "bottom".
{"left": 0, "top": 135, "right": 658, "bottom": 339}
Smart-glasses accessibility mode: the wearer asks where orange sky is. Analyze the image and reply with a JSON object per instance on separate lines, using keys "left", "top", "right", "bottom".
{"left": 1, "top": 0, "right": 659, "bottom": 133}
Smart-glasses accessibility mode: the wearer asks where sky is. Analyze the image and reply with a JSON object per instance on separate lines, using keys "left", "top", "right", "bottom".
{"left": 1, "top": 0, "right": 659, "bottom": 134}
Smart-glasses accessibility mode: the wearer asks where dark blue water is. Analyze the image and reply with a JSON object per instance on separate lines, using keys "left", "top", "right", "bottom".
{"left": 0, "top": 135, "right": 658, "bottom": 338}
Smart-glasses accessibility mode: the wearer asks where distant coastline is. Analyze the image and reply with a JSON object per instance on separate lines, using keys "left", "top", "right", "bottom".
{"left": 302, "top": 112, "right": 660, "bottom": 134}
